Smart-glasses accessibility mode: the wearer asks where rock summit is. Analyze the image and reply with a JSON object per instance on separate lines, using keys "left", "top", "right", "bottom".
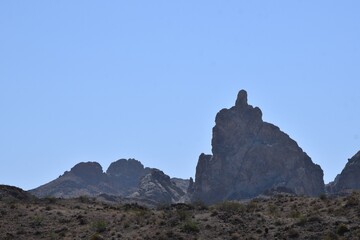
{"left": 192, "top": 90, "right": 325, "bottom": 204}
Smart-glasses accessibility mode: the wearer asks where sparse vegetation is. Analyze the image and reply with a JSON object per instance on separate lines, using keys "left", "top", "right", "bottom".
{"left": 92, "top": 219, "right": 108, "bottom": 233}
{"left": 1, "top": 192, "right": 360, "bottom": 239}
{"left": 181, "top": 220, "right": 200, "bottom": 233}
{"left": 336, "top": 224, "right": 349, "bottom": 236}
{"left": 214, "top": 201, "right": 245, "bottom": 214}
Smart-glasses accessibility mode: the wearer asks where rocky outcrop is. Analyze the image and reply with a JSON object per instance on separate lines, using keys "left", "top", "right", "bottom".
{"left": 106, "top": 159, "right": 150, "bottom": 195}
{"left": 327, "top": 151, "right": 360, "bottom": 193}
{"left": 192, "top": 90, "right": 325, "bottom": 204}
{"left": 130, "top": 169, "right": 186, "bottom": 203}
{"left": 171, "top": 178, "right": 190, "bottom": 193}
{"left": 70, "top": 162, "right": 106, "bottom": 184}
{"left": 30, "top": 159, "right": 189, "bottom": 204}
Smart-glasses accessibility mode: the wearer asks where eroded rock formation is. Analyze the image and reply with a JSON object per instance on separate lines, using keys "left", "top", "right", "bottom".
{"left": 192, "top": 90, "right": 325, "bottom": 204}
{"left": 327, "top": 151, "right": 360, "bottom": 193}
{"left": 30, "top": 159, "right": 189, "bottom": 204}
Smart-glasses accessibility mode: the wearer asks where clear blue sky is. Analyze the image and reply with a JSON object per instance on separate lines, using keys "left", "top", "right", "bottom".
{"left": 1, "top": 1, "right": 359, "bottom": 190}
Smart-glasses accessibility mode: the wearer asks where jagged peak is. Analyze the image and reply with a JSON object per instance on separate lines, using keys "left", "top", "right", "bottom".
{"left": 235, "top": 89, "right": 248, "bottom": 107}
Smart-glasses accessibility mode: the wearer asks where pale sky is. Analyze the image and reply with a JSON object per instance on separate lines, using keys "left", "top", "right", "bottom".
{"left": 1, "top": 1, "right": 359, "bottom": 190}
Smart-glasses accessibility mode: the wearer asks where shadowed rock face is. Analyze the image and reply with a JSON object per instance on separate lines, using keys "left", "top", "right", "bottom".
{"left": 70, "top": 162, "right": 105, "bottom": 184}
{"left": 106, "top": 159, "right": 149, "bottom": 195}
{"left": 327, "top": 151, "right": 360, "bottom": 193}
{"left": 192, "top": 90, "right": 325, "bottom": 204}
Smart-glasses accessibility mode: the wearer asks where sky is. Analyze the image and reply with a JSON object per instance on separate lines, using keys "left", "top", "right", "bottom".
{"left": 1, "top": 1, "right": 359, "bottom": 190}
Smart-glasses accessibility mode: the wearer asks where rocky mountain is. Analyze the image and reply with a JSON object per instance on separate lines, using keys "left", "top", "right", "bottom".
{"left": 30, "top": 159, "right": 189, "bottom": 204}
{"left": 327, "top": 151, "right": 360, "bottom": 193}
{"left": 191, "top": 90, "right": 325, "bottom": 204}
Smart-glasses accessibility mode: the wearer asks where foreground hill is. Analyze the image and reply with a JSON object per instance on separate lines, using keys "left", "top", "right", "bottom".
{"left": 1, "top": 185, "right": 359, "bottom": 239}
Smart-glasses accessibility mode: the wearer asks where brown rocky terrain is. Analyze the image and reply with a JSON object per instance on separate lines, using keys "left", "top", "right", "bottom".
{"left": 192, "top": 90, "right": 325, "bottom": 204}
{"left": 1, "top": 185, "right": 360, "bottom": 239}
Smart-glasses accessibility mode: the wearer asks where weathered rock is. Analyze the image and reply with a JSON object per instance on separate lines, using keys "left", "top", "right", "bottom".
{"left": 70, "top": 162, "right": 105, "bottom": 184}
{"left": 106, "top": 159, "right": 149, "bottom": 195}
{"left": 130, "top": 169, "right": 186, "bottom": 204}
{"left": 327, "top": 151, "right": 360, "bottom": 193}
{"left": 192, "top": 90, "right": 325, "bottom": 204}
{"left": 171, "top": 178, "right": 190, "bottom": 193}
{"left": 30, "top": 159, "right": 189, "bottom": 204}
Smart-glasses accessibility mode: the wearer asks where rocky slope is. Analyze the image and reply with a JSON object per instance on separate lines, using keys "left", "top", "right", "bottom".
{"left": 30, "top": 159, "right": 188, "bottom": 204}
{"left": 2, "top": 186, "right": 360, "bottom": 239}
{"left": 327, "top": 151, "right": 360, "bottom": 193}
{"left": 192, "top": 90, "right": 325, "bottom": 204}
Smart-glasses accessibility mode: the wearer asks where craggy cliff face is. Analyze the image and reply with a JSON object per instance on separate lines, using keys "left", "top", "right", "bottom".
{"left": 327, "top": 151, "right": 360, "bottom": 193}
{"left": 192, "top": 90, "right": 324, "bottom": 204}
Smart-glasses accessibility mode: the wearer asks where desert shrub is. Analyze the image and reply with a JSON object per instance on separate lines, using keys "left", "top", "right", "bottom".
{"left": 210, "top": 210, "right": 218, "bottom": 216}
{"left": 77, "top": 214, "right": 87, "bottom": 225}
{"left": 92, "top": 220, "right": 108, "bottom": 233}
{"left": 274, "top": 220, "right": 283, "bottom": 226}
{"left": 79, "top": 195, "right": 91, "bottom": 203}
{"left": 181, "top": 220, "right": 200, "bottom": 233}
{"left": 156, "top": 203, "right": 171, "bottom": 210}
{"left": 319, "top": 193, "right": 327, "bottom": 201}
{"left": 296, "top": 215, "right": 307, "bottom": 226}
{"left": 336, "top": 224, "right": 349, "bottom": 236}
{"left": 192, "top": 200, "right": 208, "bottom": 210}
{"left": 322, "top": 232, "right": 339, "bottom": 240}
{"left": 123, "top": 203, "right": 148, "bottom": 212}
{"left": 246, "top": 200, "right": 258, "bottom": 212}
{"left": 90, "top": 233, "right": 104, "bottom": 240}
{"left": 166, "top": 230, "right": 175, "bottom": 238}
{"left": 289, "top": 210, "right": 301, "bottom": 218}
{"left": 345, "top": 195, "right": 359, "bottom": 207}
{"left": 30, "top": 216, "right": 43, "bottom": 227}
{"left": 45, "top": 196, "right": 57, "bottom": 204}
{"left": 214, "top": 201, "right": 245, "bottom": 214}
{"left": 177, "top": 209, "right": 191, "bottom": 221}
{"left": 307, "top": 215, "right": 322, "bottom": 223}
{"left": 268, "top": 203, "right": 279, "bottom": 216}
{"left": 288, "top": 229, "right": 299, "bottom": 238}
